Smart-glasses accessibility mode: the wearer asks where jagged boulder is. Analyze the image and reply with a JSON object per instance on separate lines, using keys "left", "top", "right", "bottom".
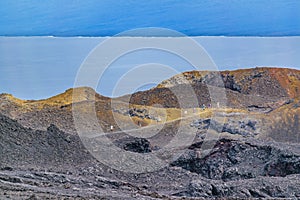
{"left": 114, "top": 137, "right": 152, "bottom": 153}
{"left": 171, "top": 138, "right": 300, "bottom": 181}
{"left": 177, "top": 174, "right": 300, "bottom": 198}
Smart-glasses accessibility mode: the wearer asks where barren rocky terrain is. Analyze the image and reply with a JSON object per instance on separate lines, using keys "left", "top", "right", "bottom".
{"left": 0, "top": 67, "right": 299, "bottom": 199}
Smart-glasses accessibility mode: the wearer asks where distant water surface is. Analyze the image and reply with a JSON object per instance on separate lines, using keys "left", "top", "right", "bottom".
{"left": 0, "top": 36, "right": 299, "bottom": 99}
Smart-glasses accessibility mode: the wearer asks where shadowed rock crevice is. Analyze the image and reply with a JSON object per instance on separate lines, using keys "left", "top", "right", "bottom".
{"left": 114, "top": 137, "right": 152, "bottom": 153}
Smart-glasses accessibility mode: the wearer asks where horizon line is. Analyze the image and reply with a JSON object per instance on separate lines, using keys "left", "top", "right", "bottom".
{"left": 1, "top": 35, "right": 300, "bottom": 38}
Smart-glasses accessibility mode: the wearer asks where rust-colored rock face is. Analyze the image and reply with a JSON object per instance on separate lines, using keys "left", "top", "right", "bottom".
{"left": 128, "top": 67, "right": 299, "bottom": 108}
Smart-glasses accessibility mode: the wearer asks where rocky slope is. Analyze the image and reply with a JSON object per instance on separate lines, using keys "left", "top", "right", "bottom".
{"left": 0, "top": 113, "right": 300, "bottom": 199}
{"left": 0, "top": 87, "right": 113, "bottom": 134}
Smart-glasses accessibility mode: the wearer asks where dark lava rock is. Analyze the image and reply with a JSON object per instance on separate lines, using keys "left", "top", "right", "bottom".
{"left": 27, "top": 194, "right": 38, "bottom": 200}
{"left": 221, "top": 119, "right": 258, "bottom": 136}
{"left": 0, "top": 166, "right": 13, "bottom": 171}
{"left": 222, "top": 74, "right": 242, "bottom": 92}
{"left": 0, "top": 113, "right": 93, "bottom": 169}
{"left": 114, "top": 137, "right": 152, "bottom": 153}
{"left": 1, "top": 113, "right": 300, "bottom": 199}
{"left": 171, "top": 138, "right": 300, "bottom": 181}
{"left": 177, "top": 174, "right": 300, "bottom": 198}
{"left": 190, "top": 118, "right": 211, "bottom": 129}
{"left": 191, "top": 118, "right": 258, "bottom": 137}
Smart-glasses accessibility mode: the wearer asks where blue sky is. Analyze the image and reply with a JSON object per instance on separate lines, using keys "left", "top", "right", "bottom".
{"left": 0, "top": 0, "right": 300, "bottom": 36}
